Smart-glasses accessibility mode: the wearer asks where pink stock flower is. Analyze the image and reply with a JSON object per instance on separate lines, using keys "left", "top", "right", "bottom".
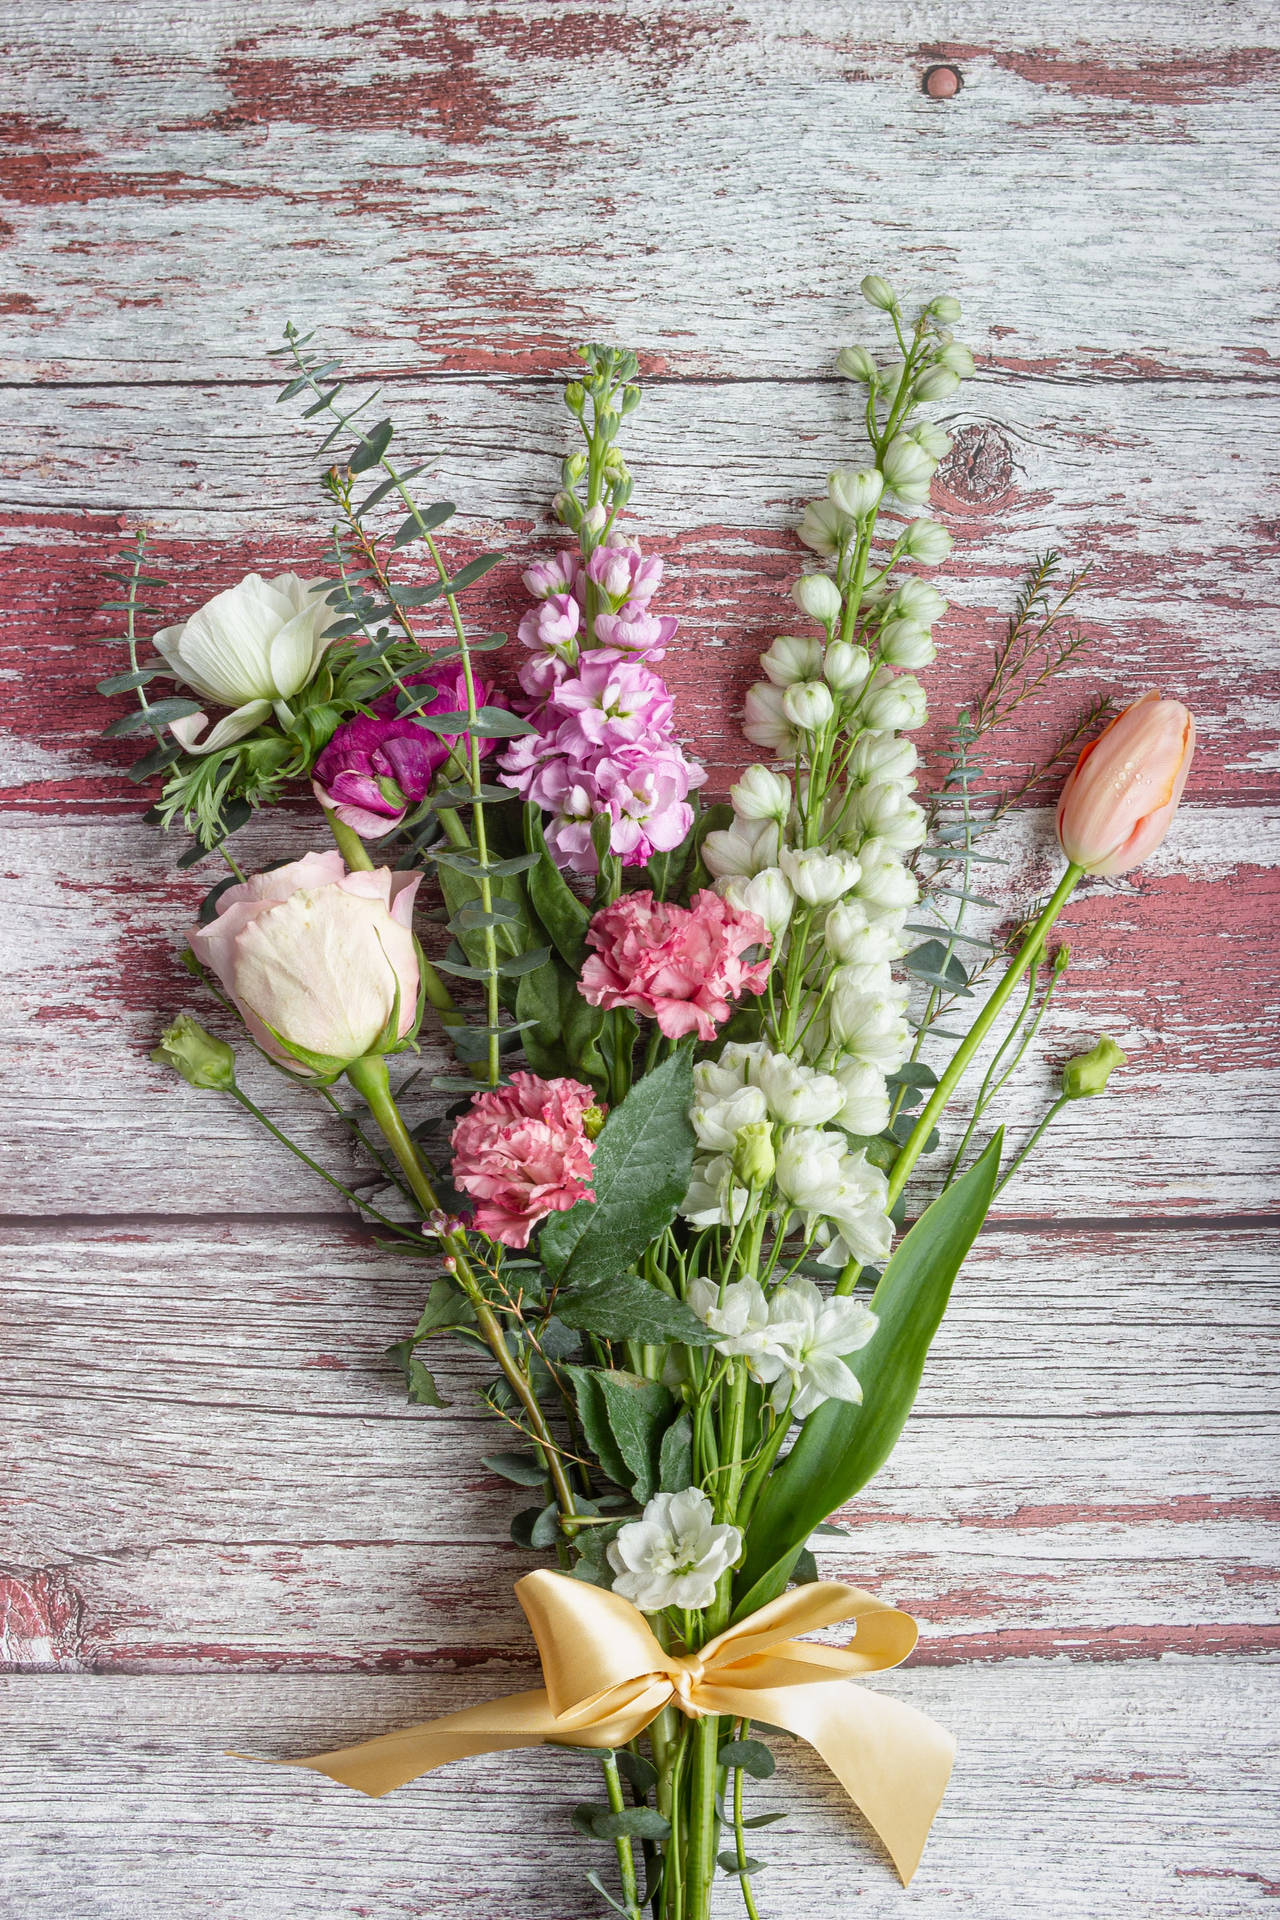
{"left": 523, "top": 552, "right": 582, "bottom": 601}
{"left": 551, "top": 653, "right": 674, "bottom": 747}
{"left": 1057, "top": 690, "right": 1196, "bottom": 877}
{"left": 580, "top": 890, "right": 772, "bottom": 1041}
{"left": 450, "top": 1072, "right": 600, "bottom": 1248}
{"left": 517, "top": 592, "right": 581, "bottom": 656}
{"left": 586, "top": 539, "right": 663, "bottom": 606}
{"left": 312, "top": 667, "right": 495, "bottom": 837}
{"left": 593, "top": 607, "right": 679, "bottom": 659}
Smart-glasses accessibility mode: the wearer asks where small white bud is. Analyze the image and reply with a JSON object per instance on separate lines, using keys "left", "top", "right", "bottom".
{"left": 835, "top": 344, "right": 877, "bottom": 382}
{"left": 900, "top": 518, "right": 953, "bottom": 565}
{"left": 823, "top": 639, "right": 871, "bottom": 692}
{"left": 936, "top": 341, "right": 975, "bottom": 378}
{"left": 890, "top": 577, "right": 948, "bottom": 625}
{"left": 742, "top": 682, "right": 797, "bottom": 753}
{"left": 929, "top": 295, "right": 962, "bottom": 325}
{"left": 797, "top": 496, "right": 851, "bottom": 557}
{"left": 828, "top": 467, "right": 884, "bottom": 521}
{"left": 862, "top": 672, "right": 928, "bottom": 732}
{"left": 878, "top": 619, "right": 937, "bottom": 670}
{"left": 909, "top": 423, "right": 953, "bottom": 462}
{"left": 761, "top": 634, "right": 824, "bottom": 688}
{"left": 859, "top": 273, "right": 898, "bottom": 312}
{"left": 720, "top": 866, "right": 795, "bottom": 943}
{"left": 782, "top": 679, "right": 836, "bottom": 731}
{"left": 847, "top": 731, "right": 919, "bottom": 787}
{"left": 876, "top": 357, "right": 908, "bottom": 399}
{"left": 781, "top": 845, "right": 861, "bottom": 906}
{"left": 731, "top": 764, "right": 792, "bottom": 822}
{"left": 914, "top": 365, "right": 961, "bottom": 403}
{"left": 881, "top": 434, "right": 936, "bottom": 503}
{"left": 792, "top": 573, "right": 843, "bottom": 625}
{"left": 581, "top": 502, "right": 608, "bottom": 535}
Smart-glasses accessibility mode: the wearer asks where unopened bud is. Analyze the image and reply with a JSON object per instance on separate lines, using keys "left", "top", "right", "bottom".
{"left": 914, "top": 365, "right": 962, "bottom": 403}
{"left": 792, "top": 572, "right": 843, "bottom": 625}
{"left": 882, "top": 434, "right": 936, "bottom": 502}
{"left": 878, "top": 619, "right": 936, "bottom": 669}
{"left": 581, "top": 502, "right": 608, "bottom": 536}
{"left": 824, "top": 639, "right": 871, "bottom": 692}
{"left": 929, "top": 295, "right": 962, "bottom": 324}
{"left": 860, "top": 273, "right": 898, "bottom": 312}
{"left": 731, "top": 764, "right": 792, "bottom": 822}
{"left": 620, "top": 384, "right": 642, "bottom": 413}
{"left": 563, "top": 380, "right": 587, "bottom": 415}
{"left": 835, "top": 344, "right": 877, "bottom": 382}
{"left": 782, "top": 680, "right": 836, "bottom": 731}
{"left": 552, "top": 490, "right": 579, "bottom": 526}
{"left": 1061, "top": 1035, "right": 1127, "bottom": 1101}
{"left": 732, "top": 1120, "right": 776, "bottom": 1188}
{"left": 562, "top": 451, "right": 587, "bottom": 484}
{"left": 936, "top": 341, "right": 976, "bottom": 378}
{"left": 909, "top": 422, "right": 954, "bottom": 463}
{"left": 828, "top": 467, "right": 884, "bottom": 521}
{"left": 582, "top": 1102, "right": 607, "bottom": 1140}
{"left": 900, "top": 518, "right": 953, "bottom": 565}
{"left": 152, "top": 1014, "right": 237, "bottom": 1092}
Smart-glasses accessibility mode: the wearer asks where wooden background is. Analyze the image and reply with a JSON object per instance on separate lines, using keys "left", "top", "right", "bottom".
{"left": 1, "top": 2, "right": 1277, "bottom": 1914}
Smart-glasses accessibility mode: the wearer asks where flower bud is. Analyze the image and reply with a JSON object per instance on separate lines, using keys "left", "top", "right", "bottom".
{"left": 792, "top": 573, "right": 843, "bottom": 625}
{"left": 936, "top": 341, "right": 976, "bottom": 378}
{"left": 881, "top": 433, "right": 936, "bottom": 504}
{"left": 782, "top": 680, "right": 836, "bottom": 732}
{"left": 828, "top": 467, "right": 884, "bottom": 521}
{"left": 152, "top": 1014, "right": 237, "bottom": 1092}
{"left": 1061, "top": 1035, "right": 1127, "bottom": 1100}
{"left": 835, "top": 345, "right": 877, "bottom": 382}
{"left": 878, "top": 618, "right": 936, "bottom": 669}
{"left": 582, "top": 1103, "right": 607, "bottom": 1140}
{"left": 899, "top": 518, "right": 953, "bottom": 565}
{"left": 847, "top": 731, "right": 918, "bottom": 787}
{"left": 876, "top": 358, "right": 908, "bottom": 400}
{"left": 797, "top": 496, "right": 850, "bottom": 557}
{"left": 909, "top": 422, "right": 953, "bottom": 463}
{"left": 562, "top": 451, "right": 588, "bottom": 483}
{"left": 889, "top": 577, "right": 948, "bottom": 625}
{"left": 862, "top": 672, "right": 928, "bottom": 732}
{"left": 1056, "top": 690, "right": 1195, "bottom": 876}
{"left": 719, "top": 866, "right": 795, "bottom": 943}
{"left": 761, "top": 634, "right": 824, "bottom": 687}
{"left": 859, "top": 273, "right": 898, "bottom": 311}
{"left": 780, "top": 845, "right": 861, "bottom": 906}
{"left": 929, "top": 295, "right": 962, "bottom": 324}
{"left": 913, "top": 365, "right": 962, "bottom": 403}
{"left": 823, "top": 639, "right": 871, "bottom": 692}
{"left": 581, "top": 503, "right": 608, "bottom": 536}
{"left": 563, "top": 381, "right": 587, "bottom": 414}
{"left": 742, "top": 682, "right": 797, "bottom": 753}
{"left": 731, "top": 764, "right": 792, "bottom": 822}
{"left": 732, "top": 1120, "right": 777, "bottom": 1187}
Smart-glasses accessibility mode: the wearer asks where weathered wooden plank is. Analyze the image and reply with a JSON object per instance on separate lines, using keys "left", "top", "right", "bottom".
{"left": 2, "top": 1215, "right": 1275, "bottom": 1667}
{"left": 2, "top": 371, "right": 1276, "bottom": 808}
{"left": 0, "top": 2, "right": 1278, "bottom": 382}
{"left": 1, "top": 807, "right": 1274, "bottom": 1216}
{"left": 1, "top": 1664, "right": 1276, "bottom": 1917}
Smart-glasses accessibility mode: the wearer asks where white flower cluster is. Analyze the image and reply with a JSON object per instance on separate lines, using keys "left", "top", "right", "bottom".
{"left": 688, "top": 1276, "right": 878, "bottom": 1418}
{"left": 680, "top": 1040, "right": 894, "bottom": 1267}
{"left": 607, "top": 1487, "right": 742, "bottom": 1612}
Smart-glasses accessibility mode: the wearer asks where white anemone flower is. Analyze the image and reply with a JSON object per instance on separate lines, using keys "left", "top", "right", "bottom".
{"left": 750, "top": 1281, "right": 878, "bottom": 1418}
{"left": 155, "top": 572, "right": 332, "bottom": 755}
{"left": 687, "top": 1277, "right": 774, "bottom": 1363}
{"left": 607, "top": 1488, "right": 742, "bottom": 1612}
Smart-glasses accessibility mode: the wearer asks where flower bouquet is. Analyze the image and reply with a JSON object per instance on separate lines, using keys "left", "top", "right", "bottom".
{"left": 103, "top": 275, "right": 1194, "bottom": 1918}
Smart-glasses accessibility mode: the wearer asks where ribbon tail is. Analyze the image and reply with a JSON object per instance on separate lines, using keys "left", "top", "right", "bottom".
{"left": 703, "top": 1681, "right": 955, "bottom": 1885}
{"left": 238, "top": 1688, "right": 565, "bottom": 1797}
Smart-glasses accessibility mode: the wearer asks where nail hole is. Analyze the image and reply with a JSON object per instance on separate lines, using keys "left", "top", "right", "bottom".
{"left": 922, "top": 65, "right": 962, "bottom": 99}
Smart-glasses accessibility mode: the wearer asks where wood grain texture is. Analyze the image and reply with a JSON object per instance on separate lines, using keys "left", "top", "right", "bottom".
{"left": 1, "top": 0, "right": 1277, "bottom": 1913}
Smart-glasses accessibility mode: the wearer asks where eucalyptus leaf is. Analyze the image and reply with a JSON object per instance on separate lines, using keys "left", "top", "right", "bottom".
{"left": 103, "top": 697, "right": 201, "bottom": 738}
{"left": 717, "top": 1739, "right": 776, "bottom": 1779}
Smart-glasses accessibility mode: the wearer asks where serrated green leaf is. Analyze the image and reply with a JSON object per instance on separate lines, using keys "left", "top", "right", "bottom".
{"left": 591, "top": 1372, "right": 673, "bottom": 1504}
{"left": 555, "top": 1275, "right": 713, "bottom": 1349}
{"left": 658, "top": 1410, "right": 694, "bottom": 1494}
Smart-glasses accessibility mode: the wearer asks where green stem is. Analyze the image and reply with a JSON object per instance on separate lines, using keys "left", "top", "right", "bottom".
{"left": 731, "top": 1719, "right": 763, "bottom": 1920}
{"left": 886, "top": 863, "right": 1084, "bottom": 1208}
{"left": 323, "top": 806, "right": 376, "bottom": 872}
{"left": 994, "top": 1095, "right": 1070, "bottom": 1197}
{"left": 228, "top": 1088, "right": 417, "bottom": 1240}
{"left": 600, "top": 1749, "right": 644, "bottom": 1920}
{"left": 682, "top": 1714, "right": 723, "bottom": 1920}
{"left": 343, "top": 1054, "right": 439, "bottom": 1214}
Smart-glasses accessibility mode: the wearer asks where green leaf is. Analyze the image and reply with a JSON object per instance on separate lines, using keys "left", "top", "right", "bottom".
{"left": 348, "top": 418, "right": 394, "bottom": 472}
{"left": 102, "top": 697, "right": 201, "bottom": 738}
{"left": 591, "top": 1807, "right": 671, "bottom": 1842}
{"left": 354, "top": 463, "right": 433, "bottom": 516}
{"left": 411, "top": 1277, "right": 476, "bottom": 1337}
{"left": 886, "top": 1061, "right": 938, "bottom": 1090}
{"left": 584, "top": 1868, "right": 635, "bottom": 1914}
{"left": 438, "top": 551, "right": 505, "bottom": 595}
{"left": 734, "top": 1134, "right": 1003, "bottom": 1616}
{"left": 717, "top": 1852, "right": 767, "bottom": 1877}
{"left": 540, "top": 1051, "right": 696, "bottom": 1288}
{"left": 592, "top": 1371, "right": 673, "bottom": 1503}
{"left": 717, "top": 1739, "right": 775, "bottom": 1779}
{"left": 657, "top": 1410, "right": 694, "bottom": 1494}
{"left": 96, "top": 666, "right": 164, "bottom": 695}
{"left": 482, "top": 1451, "right": 548, "bottom": 1487}
{"left": 414, "top": 706, "right": 537, "bottom": 740}
{"left": 554, "top": 1274, "right": 713, "bottom": 1348}
{"left": 562, "top": 1366, "right": 629, "bottom": 1489}
{"left": 616, "top": 1750, "right": 658, "bottom": 1796}
{"left": 391, "top": 502, "right": 455, "bottom": 546}
{"left": 525, "top": 803, "right": 591, "bottom": 969}
{"left": 510, "top": 1502, "right": 561, "bottom": 1549}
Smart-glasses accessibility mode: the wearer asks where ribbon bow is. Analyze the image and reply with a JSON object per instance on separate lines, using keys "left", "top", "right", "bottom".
{"left": 266, "top": 1570, "right": 955, "bottom": 1885}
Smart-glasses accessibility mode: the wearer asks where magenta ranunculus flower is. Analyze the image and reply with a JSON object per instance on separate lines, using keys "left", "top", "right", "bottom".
{"left": 312, "top": 667, "right": 494, "bottom": 837}
{"left": 450, "top": 1072, "right": 601, "bottom": 1248}
{"left": 580, "top": 889, "right": 773, "bottom": 1042}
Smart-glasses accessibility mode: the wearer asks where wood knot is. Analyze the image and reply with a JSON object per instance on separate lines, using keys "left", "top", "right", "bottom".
{"left": 937, "top": 424, "right": 1015, "bottom": 505}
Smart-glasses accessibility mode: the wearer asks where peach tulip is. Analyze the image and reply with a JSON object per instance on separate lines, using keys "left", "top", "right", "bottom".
{"left": 188, "top": 850, "right": 421, "bottom": 1076}
{"left": 1056, "top": 691, "right": 1195, "bottom": 877}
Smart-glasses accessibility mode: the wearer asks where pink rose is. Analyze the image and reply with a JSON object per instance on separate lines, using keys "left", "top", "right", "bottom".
{"left": 189, "top": 850, "right": 421, "bottom": 1076}
{"left": 580, "top": 889, "right": 772, "bottom": 1041}
{"left": 450, "top": 1072, "right": 600, "bottom": 1248}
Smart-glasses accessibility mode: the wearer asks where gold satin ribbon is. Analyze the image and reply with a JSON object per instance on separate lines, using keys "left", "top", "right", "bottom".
{"left": 261, "top": 1570, "right": 955, "bottom": 1885}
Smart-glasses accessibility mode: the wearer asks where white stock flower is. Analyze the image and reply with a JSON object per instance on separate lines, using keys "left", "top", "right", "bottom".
{"left": 878, "top": 619, "right": 937, "bottom": 671}
{"left": 743, "top": 682, "right": 797, "bottom": 753}
{"left": 824, "top": 898, "right": 906, "bottom": 965}
{"left": 774, "top": 1127, "right": 849, "bottom": 1213}
{"left": 702, "top": 814, "right": 782, "bottom": 880}
{"left": 909, "top": 422, "right": 953, "bottom": 463}
{"left": 692, "top": 1083, "right": 769, "bottom": 1152}
{"left": 756, "top": 1052, "right": 845, "bottom": 1126}
{"left": 881, "top": 434, "right": 936, "bottom": 504}
{"left": 828, "top": 467, "right": 884, "bottom": 520}
{"left": 731, "top": 765, "right": 792, "bottom": 822}
{"left": 750, "top": 1281, "right": 879, "bottom": 1418}
{"left": 679, "top": 1153, "right": 750, "bottom": 1229}
{"left": 688, "top": 1277, "right": 773, "bottom": 1361}
{"left": 853, "top": 839, "right": 920, "bottom": 911}
{"left": 798, "top": 496, "right": 852, "bottom": 557}
{"left": 899, "top": 519, "right": 953, "bottom": 565}
{"left": 862, "top": 671, "right": 928, "bottom": 733}
{"left": 693, "top": 1041, "right": 768, "bottom": 1103}
{"left": 847, "top": 733, "right": 919, "bottom": 788}
{"left": 782, "top": 680, "right": 835, "bottom": 732}
{"left": 780, "top": 846, "right": 861, "bottom": 906}
{"left": 761, "top": 636, "right": 825, "bottom": 688}
{"left": 719, "top": 868, "right": 794, "bottom": 944}
{"left": 851, "top": 781, "right": 928, "bottom": 851}
{"left": 831, "top": 1058, "right": 892, "bottom": 1136}
{"left": 156, "top": 572, "right": 331, "bottom": 755}
{"left": 607, "top": 1488, "right": 742, "bottom": 1612}
{"left": 830, "top": 986, "right": 911, "bottom": 1071}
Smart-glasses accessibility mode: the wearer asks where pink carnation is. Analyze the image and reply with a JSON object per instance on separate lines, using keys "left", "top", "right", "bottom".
{"left": 450, "top": 1072, "right": 600, "bottom": 1248}
{"left": 580, "top": 890, "right": 772, "bottom": 1042}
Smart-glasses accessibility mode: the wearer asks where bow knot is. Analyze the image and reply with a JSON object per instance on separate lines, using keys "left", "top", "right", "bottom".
{"left": 262, "top": 1569, "right": 957, "bottom": 1886}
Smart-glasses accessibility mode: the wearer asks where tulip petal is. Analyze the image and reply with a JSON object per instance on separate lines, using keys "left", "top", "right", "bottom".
{"left": 170, "top": 700, "right": 273, "bottom": 754}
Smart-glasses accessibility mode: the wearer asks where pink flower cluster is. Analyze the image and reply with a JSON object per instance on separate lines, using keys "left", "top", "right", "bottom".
{"left": 450, "top": 1072, "right": 600, "bottom": 1248}
{"left": 580, "top": 889, "right": 773, "bottom": 1042}
{"left": 500, "top": 537, "right": 704, "bottom": 873}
